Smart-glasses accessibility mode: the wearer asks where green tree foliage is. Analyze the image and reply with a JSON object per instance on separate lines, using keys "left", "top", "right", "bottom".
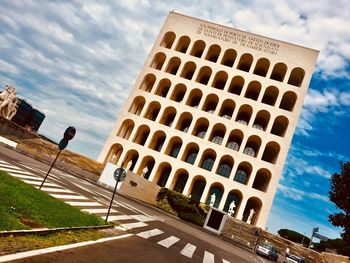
{"left": 329, "top": 161, "right": 350, "bottom": 244}
{"left": 314, "top": 239, "right": 350, "bottom": 257}
{"left": 277, "top": 229, "right": 310, "bottom": 245}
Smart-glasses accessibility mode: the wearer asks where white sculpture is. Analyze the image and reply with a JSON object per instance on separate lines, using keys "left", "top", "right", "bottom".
{"left": 228, "top": 200, "right": 236, "bottom": 217}
{"left": 111, "top": 153, "right": 117, "bottom": 163}
{"left": 0, "top": 85, "right": 18, "bottom": 120}
{"left": 209, "top": 193, "right": 216, "bottom": 207}
{"left": 247, "top": 209, "right": 255, "bottom": 224}
{"left": 126, "top": 160, "right": 133, "bottom": 171}
{"left": 141, "top": 166, "right": 148, "bottom": 177}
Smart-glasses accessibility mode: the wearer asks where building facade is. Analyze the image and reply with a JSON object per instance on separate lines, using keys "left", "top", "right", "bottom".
{"left": 98, "top": 12, "right": 318, "bottom": 228}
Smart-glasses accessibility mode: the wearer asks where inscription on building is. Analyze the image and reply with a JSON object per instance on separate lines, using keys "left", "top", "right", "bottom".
{"left": 196, "top": 24, "right": 279, "bottom": 55}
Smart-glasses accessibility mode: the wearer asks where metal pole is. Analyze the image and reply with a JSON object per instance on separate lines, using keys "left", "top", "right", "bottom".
{"left": 308, "top": 232, "right": 314, "bottom": 249}
{"left": 39, "top": 149, "right": 62, "bottom": 190}
{"left": 105, "top": 180, "right": 119, "bottom": 223}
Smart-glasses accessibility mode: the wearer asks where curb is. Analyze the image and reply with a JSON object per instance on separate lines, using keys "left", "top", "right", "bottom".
{"left": 0, "top": 224, "right": 113, "bottom": 237}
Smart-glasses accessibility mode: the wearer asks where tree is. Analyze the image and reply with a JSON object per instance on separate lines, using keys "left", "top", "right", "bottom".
{"left": 277, "top": 229, "right": 310, "bottom": 245}
{"left": 313, "top": 239, "right": 350, "bottom": 257}
{"left": 329, "top": 161, "right": 350, "bottom": 244}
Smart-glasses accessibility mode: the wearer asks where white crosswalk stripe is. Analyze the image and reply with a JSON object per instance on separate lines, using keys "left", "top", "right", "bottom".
{"left": 66, "top": 201, "right": 104, "bottom": 207}
{"left": 136, "top": 228, "right": 164, "bottom": 239}
{"left": 49, "top": 194, "right": 89, "bottom": 200}
{"left": 203, "top": 251, "right": 215, "bottom": 263}
{"left": 8, "top": 173, "right": 42, "bottom": 181}
{"left": 119, "top": 222, "right": 148, "bottom": 229}
{"left": 22, "top": 180, "right": 58, "bottom": 187}
{"left": 83, "top": 208, "right": 118, "bottom": 214}
{"left": 130, "top": 215, "right": 157, "bottom": 222}
{"left": 40, "top": 187, "right": 73, "bottom": 194}
{"left": 157, "top": 236, "right": 180, "bottom": 248}
{"left": 222, "top": 259, "right": 230, "bottom": 263}
{"left": 180, "top": 243, "right": 197, "bottom": 258}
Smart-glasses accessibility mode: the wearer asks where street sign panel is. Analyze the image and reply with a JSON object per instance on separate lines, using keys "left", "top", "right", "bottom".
{"left": 113, "top": 168, "right": 127, "bottom": 182}
{"left": 313, "top": 227, "right": 319, "bottom": 233}
{"left": 64, "top": 126, "right": 76, "bottom": 141}
{"left": 313, "top": 233, "right": 328, "bottom": 241}
{"left": 58, "top": 138, "right": 68, "bottom": 150}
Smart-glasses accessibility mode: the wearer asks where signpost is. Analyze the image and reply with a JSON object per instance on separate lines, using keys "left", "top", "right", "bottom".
{"left": 105, "top": 167, "right": 127, "bottom": 223}
{"left": 308, "top": 227, "right": 328, "bottom": 248}
{"left": 39, "top": 126, "right": 76, "bottom": 190}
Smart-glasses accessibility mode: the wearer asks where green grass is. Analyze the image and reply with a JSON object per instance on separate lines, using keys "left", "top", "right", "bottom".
{"left": 0, "top": 171, "right": 107, "bottom": 231}
{"left": 155, "top": 188, "right": 209, "bottom": 226}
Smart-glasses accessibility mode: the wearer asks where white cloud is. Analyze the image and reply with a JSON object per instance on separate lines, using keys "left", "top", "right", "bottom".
{"left": 0, "top": 59, "right": 19, "bottom": 75}
{"left": 278, "top": 184, "right": 329, "bottom": 202}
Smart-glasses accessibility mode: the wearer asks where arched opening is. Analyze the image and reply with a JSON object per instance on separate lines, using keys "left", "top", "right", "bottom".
{"left": 262, "top": 141, "right": 280, "bottom": 164}
{"left": 270, "top": 62, "right": 287, "bottom": 82}
{"left": 192, "top": 117, "right": 209, "bottom": 139}
{"left": 180, "top": 62, "right": 196, "bottom": 80}
{"left": 252, "top": 168, "right": 271, "bottom": 192}
{"left": 150, "top": 52, "right": 166, "bottom": 70}
{"left": 261, "top": 86, "right": 279, "bottom": 106}
{"left": 226, "top": 129, "right": 243, "bottom": 151}
{"left": 105, "top": 143, "right": 123, "bottom": 165}
{"left": 223, "top": 190, "right": 242, "bottom": 216}
{"left": 139, "top": 74, "right": 156, "bottom": 92}
{"left": 165, "top": 136, "right": 183, "bottom": 158}
{"left": 244, "top": 81, "right": 261, "bottom": 101}
{"left": 206, "top": 183, "right": 224, "bottom": 208}
{"left": 182, "top": 142, "right": 199, "bottom": 165}
{"left": 189, "top": 176, "right": 206, "bottom": 203}
{"left": 128, "top": 96, "right": 145, "bottom": 115}
{"left": 196, "top": 66, "right": 212, "bottom": 85}
{"left": 235, "top": 104, "right": 253, "bottom": 126}
{"left": 237, "top": 53, "right": 253, "bottom": 72}
{"left": 159, "top": 106, "right": 176, "bottom": 127}
{"left": 175, "top": 36, "right": 191, "bottom": 53}
{"left": 205, "top": 44, "right": 221, "bottom": 62}
{"left": 233, "top": 161, "right": 252, "bottom": 185}
{"left": 136, "top": 156, "right": 155, "bottom": 180}
{"left": 271, "top": 115, "right": 289, "bottom": 137}
{"left": 253, "top": 58, "right": 270, "bottom": 77}
{"left": 133, "top": 125, "right": 150, "bottom": 146}
{"left": 288, "top": 67, "right": 305, "bottom": 87}
{"left": 228, "top": 76, "right": 244, "bottom": 95}
{"left": 122, "top": 149, "right": 139, "bottom": 171}
{"left": 160, "top": 31, "right": 176, "bottom": 48}
{"left": 155, "top": 78, "right": 171, "bottom": 98}
{"left": 175, "top": 112, "right": 193, "bottom": 133}
{"left": 209, "top": 123, "right": 226, "bottom": 145}
{"left": 212, "top": 71, "right": 228, "bottom": 90}
{"left": 219, "top": 99, "right": 235, "bottom": 120}
{"left": 154, "top": 162, "right": 172, "bottom": 187}
{"left": 117, "top": 119, "right": 134, "bottom": 139}
{"left": 202, "top": 94, "right": 219, "bottom": 114}
{"left": 221, "top": 48, "right": 237, "bottom": 67}
{"left": 185, "top": 88, "right": 202, "bottom": 108}
{"left": 243, "top": 135, "right": 261, "bottom": 158}
{"left": 242, "top": 197, "right": 262, "bottom": 225}
{"left": 280, "top": 91, "right": 297, "bottom": 112}
{"left": 170, "top": 83, "right": 187, "bottom": 102}
{"left": 190, "top": 40, "right": 206, "bottom": 58}
{"left": 172, "top": 170, "right": 189, "bottom": 193}
{"left": 252, "top": 110, "right": 270, "bottom": 131}
{"left": 144, "top": 101, "right": 161, "bottom": 121}
{"left": 165, "top": 57, "right": 181, "bottom": 75}
{"left": 148, "top": 130, "right": 166, "bottom": 152}
{"left": 216, "top": 155, "right": 234, "bottom": 178}
{"left": 199, "top": 149, "right": 216, "bottom": 171}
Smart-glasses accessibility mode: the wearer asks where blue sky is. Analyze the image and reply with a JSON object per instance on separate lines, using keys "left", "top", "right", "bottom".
{"left": 0, "top": 1, "right": 349, "bottom": 239}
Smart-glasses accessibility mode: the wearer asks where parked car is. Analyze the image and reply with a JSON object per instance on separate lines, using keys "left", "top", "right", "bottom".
{"left": 256, "top": 243, "right": 279, "bottom": 261}
{"left": 284, "top": 254, "right": 305, "bottom": 263}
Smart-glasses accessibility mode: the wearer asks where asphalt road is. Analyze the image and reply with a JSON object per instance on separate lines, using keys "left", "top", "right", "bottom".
{"left": 0, "top": 145, "right": 270, "bottom": 263}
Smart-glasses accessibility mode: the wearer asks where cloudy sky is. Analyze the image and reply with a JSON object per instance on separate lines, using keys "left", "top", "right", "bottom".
{"left": 0, "top": 0, "right": 349, "bottom": 239}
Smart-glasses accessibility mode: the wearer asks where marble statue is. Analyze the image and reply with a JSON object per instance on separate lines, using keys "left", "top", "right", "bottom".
{"left": 141, "top": 166, "right": 148, "bottom": 177}
{"left": 247, "top": 209, "right": 255, "bottom": 224}
{"left": 126, "top": 160, "right": 133, "bottom": 171}
{"left": 228, "top": 200, "right": 236, "bottom": 217}
{"left": 111, "top": 153, "right": 117, "bottom": 163}
{"left": 209, "top": 193, "right": 216, "bottom": 207}
{"left": 0, "top": 85, "right": 18, "bottom": 120}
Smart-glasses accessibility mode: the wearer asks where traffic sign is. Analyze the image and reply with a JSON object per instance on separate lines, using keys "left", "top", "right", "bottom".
{"left": 64, "top": 126, "right": 76, "bottom": 141}
{"left": 313, "top": 227, "right": 319, "bottom": 233}
{"left": 313, "top": 233, "right": 328, "bottom": 241}
{"left": 113, "top": 168, "right": 127, "bottom": 182}
{"left": 58, "top": 138, "right": 68, "bottom": 150}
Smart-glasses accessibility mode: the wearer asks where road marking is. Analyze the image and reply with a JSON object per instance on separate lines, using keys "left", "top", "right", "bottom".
{"left": 180, "top": 243, "right": 196, "bottom": 258}
{"left": 83, "top": 208, "right": 118, "bottom": 214}
{"left": 130, "top": 215, "right": 156, "bottom": 222}
{"left": 0, "top": 233, "right": 133, "bottom": 263}
{"left": 40, "top": 187, "right": 73, "bottom": 194}
{"left": 66, "top": 201, "right": 103, "bottom": 207}
{"left": 0, "top": 167, "right": 33, "bottom": 175}
{"left": 222, "top": 259, "right": 230, "bottom": 263}
{"left": 119, "top": 222, "right": 148, "bottom": 229}
{"left": 7, "top": 173, "right": 42, "bottom": 181}
{"left": 102, "top": 215, "right": 132, "bottom": 221}
{"left": 136, "top": 228, "right": 164, "bottom": 239}
{"left": 203, "top": 251, "right": 215, "bottom": 263}
{"left": 22, "top": 180, "right": 58, "bottom": 187}
{"left": 157, "top": 236, "right": 180, "bottom": 248}
{"left": 49, "top": 194, "right": 88, "bottom": 200}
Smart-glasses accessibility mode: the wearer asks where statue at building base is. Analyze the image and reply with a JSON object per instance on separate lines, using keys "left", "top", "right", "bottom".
{"left": 0, "top": 85, "right": 18, "bottom": 120}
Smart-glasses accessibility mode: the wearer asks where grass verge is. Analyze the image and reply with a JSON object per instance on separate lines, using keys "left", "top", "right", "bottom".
{"left": 155, "top": 188, "right": 209, "bottom": 226}
{"left": 0, "top": 171, "right": 107, "bottom": 231}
